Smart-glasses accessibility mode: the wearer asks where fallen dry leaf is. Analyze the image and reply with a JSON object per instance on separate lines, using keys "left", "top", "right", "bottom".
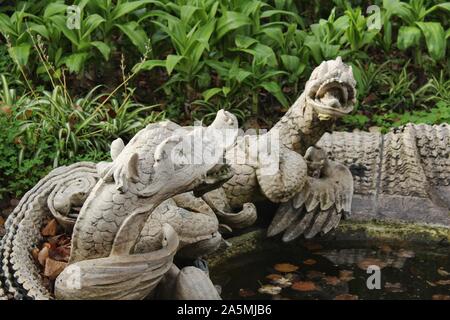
{"left": 51, "top": 245, "right": 71, "bottom": 262}
{"left": 291, "top": 281, "right": 317, "bottom": 292}
{"left": 31, "top": 248, "right": 40, "bottom": 261}
{"left": 432, "top": 294, "right": 450, "bottom": 300}
{"left": 435, "top": 280, "right": 450, "bottom": 285}
{"left": 41, "top": 219, "right": 58, "bottom": 236}
{"left": 339, "top": 270, "right": 355, "bottom": 282}
{"left": 239, "top": 289, "right": 256, "bottom": 298}
{"left": 437, "top": 267, "right": 450, "bottom": 277}
{"left": 274, "top": 263, "right": 299, "bottom": 273}
{"left": 324, "top": 276, "right": 341, "bottom": 286}
{"left": 38, "top": 246, "right": 49, "bottom": 266}
{"left": 266, "top": 274, "right": 282, "bottom": 281}
{"left": 258, "top": 285, "right": 282, "bottom": 295}
{"left": 44, "top": 258, "right": 67, "bottom": 280}
{"left": 334, "top": 294, "right": 358, "bottom": 300}
{"left": 385, "top": 282, "right": 404, "bottom": 293}
{"left": 303, "top": 259, "right": 317, "bottom": 266}
{"left": 0, "top": 216, "right": 4, "bottom": 226}
{"left": 357, "top": 258, "right": 387, "bottom": 270}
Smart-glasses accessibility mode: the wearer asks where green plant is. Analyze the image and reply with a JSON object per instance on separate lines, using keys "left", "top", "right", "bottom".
{"left": 385, "top": 0, "right": 450, "bottom": 62}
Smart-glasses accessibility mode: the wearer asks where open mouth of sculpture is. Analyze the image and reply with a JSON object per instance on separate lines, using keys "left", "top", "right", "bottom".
{"left": 308, "top": 79, "right": 356, "bottom": 119}
{"left": 193, "top": 164, "right": 233, "bottom": 197}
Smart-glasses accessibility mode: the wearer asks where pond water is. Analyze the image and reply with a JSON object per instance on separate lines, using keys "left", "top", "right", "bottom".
{"left": 210, "top": 240, "right": 450, "bottom": 300}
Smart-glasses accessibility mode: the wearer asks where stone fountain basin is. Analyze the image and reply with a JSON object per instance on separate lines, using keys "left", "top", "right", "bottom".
{"left": 207, "top": 219, "right": 449, "bottom": 270}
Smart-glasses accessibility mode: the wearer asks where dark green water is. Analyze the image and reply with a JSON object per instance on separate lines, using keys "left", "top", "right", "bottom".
{"left": 211, "top": 241, "right": 450, "bottom": 300}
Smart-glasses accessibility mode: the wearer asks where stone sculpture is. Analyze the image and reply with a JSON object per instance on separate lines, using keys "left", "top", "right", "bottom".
{"left": 316, "top": 123, "right": 450, "bottom": 226}
{"left": 202, "top": 57, "right": 357, "bottom": 240}
{"left": 0, "top": 110, "right": 238, "bottom": 300}
{"left": 2, "top": 57, "right": 446, "bottom": 301}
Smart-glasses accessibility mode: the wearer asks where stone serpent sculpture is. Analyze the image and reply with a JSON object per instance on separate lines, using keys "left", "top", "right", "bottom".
{"left": 1, "top": 58, "right": 448, "bottom": 300}
{"left": 0, "top": 109, "right": 238, "bottom": 300}
{"left": 203, "top": 57, "right": 357, "bottom": 241}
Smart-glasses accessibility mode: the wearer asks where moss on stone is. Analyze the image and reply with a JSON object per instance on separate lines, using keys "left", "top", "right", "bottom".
{"left": 207, "top": 220, "right": 449, "bottom": 269}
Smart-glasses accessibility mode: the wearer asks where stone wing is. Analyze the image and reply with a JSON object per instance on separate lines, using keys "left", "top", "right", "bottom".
{"left": 267, "top": 160, "right": 353, "bottom": 241}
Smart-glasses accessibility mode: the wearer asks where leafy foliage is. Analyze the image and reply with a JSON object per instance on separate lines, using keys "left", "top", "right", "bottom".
{"left": 0, "top": 0, "right": 448, "bottom": 199}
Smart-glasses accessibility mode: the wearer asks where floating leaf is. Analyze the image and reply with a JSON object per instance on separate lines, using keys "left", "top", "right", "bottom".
{"left": 303, "top": 259, "right": 317, "bottom": 266}
{"left": 437, "top": 267, "right": 450, "bottom": 277}
{"left": 435, "top": 280, "right": 450, "bottom": 285}
{"left": 239, "top": 288, "right": 256, "bottom": 297}
{"left": 357, "top": 258, "right": 387, "bottom": 270}
{"left": 258, "top": 284, "right": 282, "bottom": 295}
{"left": 339, "top": 270, "right": 354, "bottom": 282}
{"left": 291, "top": 281, "right": 317, "bottom": 292}
{"left": 274, "top": 263, "right": 299, "bottom": 273}
{"left": 334, "top": 294, "right": 358, "bottom": 300}
{"left": 324, "top": 276, "right": 341, "bottom": 286}
{"left": 385, "top": 282, "right": 404, "bottom": 293}
{"left": 266, "top": 274, "right": 282, "bottom": 281}
{"left": 432, "top": 294, "right": 450, "bottom": 300}
{"left": 426, "top": 280, "right": 437, "bottom": 287}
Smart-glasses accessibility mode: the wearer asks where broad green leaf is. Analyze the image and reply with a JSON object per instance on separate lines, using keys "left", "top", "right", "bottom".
{"left": 260, "top": 81, "right": 288, "bottom": 107}
{"left": 82, "top": 14, "right": 105, "bottom": 39}
{"left": 132, "top": 59, "right": 165, "bottom": 73}
{"left": 261, "top": 27, "right": 284, "bottom": 48}
{"left": 305, "top": 36, "right": 323, "bottom": 64}
{"left": 115, "top": 22, "right": 149, "bottom": 53}
{"left": 202, "top": 88, "right": 222, "bottom": 102}
{"left": 216, "top": 11, "right": 251, "bottom": 40}
{"left": 44, "top": 3, "right": 67, "bottom": 19}
{"left": 166, "top": 54, "right": 184, "bottom": 75}
{"left": 260, "top": 10, "right": 303, "bottom": 26}
{"left": 180, "top": 5, "right": 199, "bottom": 24}
{"left": 253, "top": 43, "right": 277, "bottom": 67}
{"left": 111, "top": 0, "right": 152, "bottom": 21}
{"left": 8, "top": 44, "right": 31, "bottom": 66}
{"left": 230, "top": 68, "right": 252, "bottom": 83}
{"left": 91, "top": 41, "right": 110, "bottom": 60}
{"left": 397, "top": 26, "right": 421, "bottom": 50}
{"left": 425, "top": 3, "right": 450, "bottom": 16}
{"left": 28, "top": 23, "right": 49, "bottom": 39}
{"left": 416, "top": 22, "right": 446, "bottom": 61}
{"left": 64, "top": 52, "right": 89, "bottom": 73}
{"left": 235, "top": 35, "right": 257, "bottom": 49}
{"left": 49, "top": 15, "right": 79, "bottom": 46}
{"left": 280, "top": 54, "right": 301, "bottom": 73}
{"left": 0, "top": 13, "right": 15, "bottom": 35}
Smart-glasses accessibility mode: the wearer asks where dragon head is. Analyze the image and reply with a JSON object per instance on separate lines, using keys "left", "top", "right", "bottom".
{"left": 305, "top": 57, "right": 356, "bottom": 120}
{"left": 144, "top": 109, "right": 238, "bottom": 199}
